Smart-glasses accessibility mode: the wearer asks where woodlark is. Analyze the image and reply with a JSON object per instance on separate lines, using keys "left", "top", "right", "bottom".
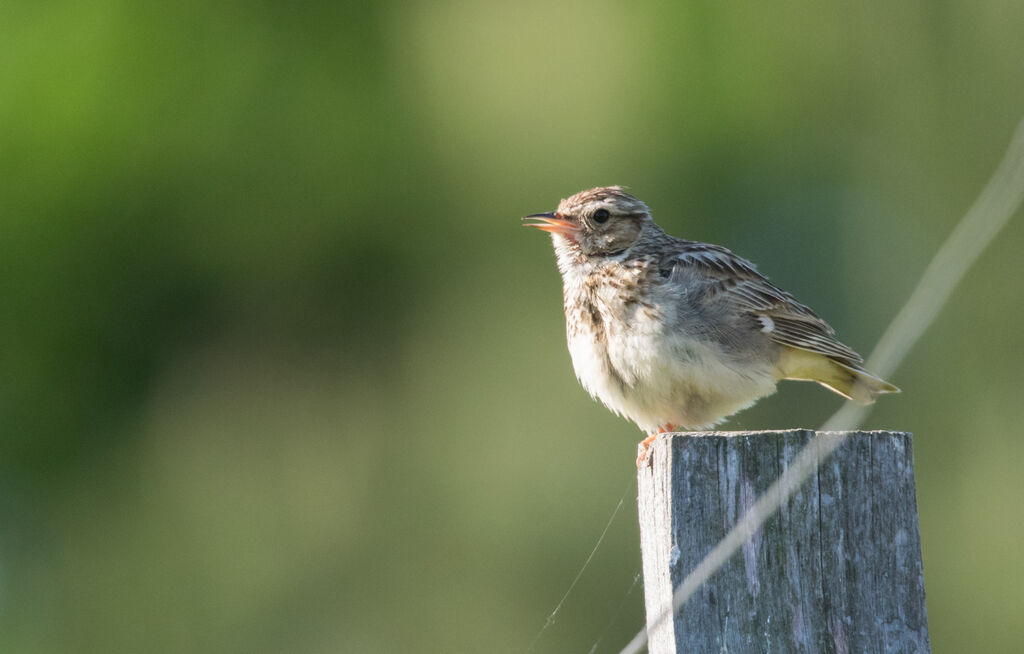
{"left": 524, "top": 186, "right": 898, "bottom": 465}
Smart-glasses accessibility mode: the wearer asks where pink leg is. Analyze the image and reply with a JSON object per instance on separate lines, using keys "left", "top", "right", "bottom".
{"left": 636, "top": 424, "right": 676, "bottom": 468}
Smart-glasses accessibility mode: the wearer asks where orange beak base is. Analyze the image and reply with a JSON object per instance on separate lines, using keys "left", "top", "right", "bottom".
{"left": 522, "top": 212, "right": 580, "bottom": 238}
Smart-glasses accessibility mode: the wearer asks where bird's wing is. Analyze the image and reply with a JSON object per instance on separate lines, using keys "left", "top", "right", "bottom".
{"left": 666, "top": 242, "right": 863, "bottom": 366}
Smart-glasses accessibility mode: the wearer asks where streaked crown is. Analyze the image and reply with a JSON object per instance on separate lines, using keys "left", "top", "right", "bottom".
{"left": 557, "top": 186, "right": 651, "bottom": 219}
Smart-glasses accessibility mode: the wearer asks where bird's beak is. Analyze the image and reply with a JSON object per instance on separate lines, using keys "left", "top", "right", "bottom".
{"left": 522, "top": 212, "right": 580, "bottom": 237}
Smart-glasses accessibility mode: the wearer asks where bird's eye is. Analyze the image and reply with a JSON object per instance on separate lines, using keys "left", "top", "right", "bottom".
{"left": 592, "top": 208, "right": 610, "bottom": 224}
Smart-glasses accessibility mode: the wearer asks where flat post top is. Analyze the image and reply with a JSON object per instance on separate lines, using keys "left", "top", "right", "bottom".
{"left": 637, "top": 430, "right": 929, "bottom": 654}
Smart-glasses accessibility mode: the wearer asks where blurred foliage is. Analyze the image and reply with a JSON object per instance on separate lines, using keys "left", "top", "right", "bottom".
{"left": 2, "top": 1, "right": 1024, "bottom": 652}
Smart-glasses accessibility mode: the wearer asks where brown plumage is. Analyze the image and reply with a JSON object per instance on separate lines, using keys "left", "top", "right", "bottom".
{"left": 524, "top": 187, "right": 898, "bottom": 463}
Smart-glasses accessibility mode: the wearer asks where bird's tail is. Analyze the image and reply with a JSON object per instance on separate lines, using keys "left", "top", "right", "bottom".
{"left": 777, "top": 347, "right": 900, "bottom": 405}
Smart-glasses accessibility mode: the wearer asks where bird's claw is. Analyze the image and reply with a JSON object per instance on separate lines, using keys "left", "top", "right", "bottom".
{"left": 636, "top": 433, "right": 659, "bottom": 469}
{"left": 636, "top": 425, "right": 675, "bottom": 469}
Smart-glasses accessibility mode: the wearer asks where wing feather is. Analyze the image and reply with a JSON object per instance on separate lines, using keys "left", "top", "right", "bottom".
{"left": 668, "top": 242, "right": 864, "bottom": 367}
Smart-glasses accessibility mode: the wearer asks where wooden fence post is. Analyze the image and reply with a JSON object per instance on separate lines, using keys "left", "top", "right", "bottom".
{"left": 637, "top": 430, "right": 930, "bottom": 653}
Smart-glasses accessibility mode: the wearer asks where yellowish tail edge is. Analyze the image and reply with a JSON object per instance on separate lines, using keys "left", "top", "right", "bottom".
{"left": 777, "top": 347, "right": 900, "bottom": 405}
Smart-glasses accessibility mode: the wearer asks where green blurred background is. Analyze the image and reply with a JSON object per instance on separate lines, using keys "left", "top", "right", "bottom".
{"left": 3, "top": 1, "right": 1024, "bottom": 652}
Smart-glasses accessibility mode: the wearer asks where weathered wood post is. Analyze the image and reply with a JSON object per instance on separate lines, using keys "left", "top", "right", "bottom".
{"left": 637, "top": 430, "right": 930, "bottom": 653}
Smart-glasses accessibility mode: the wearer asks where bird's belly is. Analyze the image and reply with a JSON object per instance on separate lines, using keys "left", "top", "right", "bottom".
{"left": 568, "top": 316, "right": 777, "bottom": 433}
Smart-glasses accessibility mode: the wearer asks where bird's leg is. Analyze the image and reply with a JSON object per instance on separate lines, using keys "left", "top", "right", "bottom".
{"left": 636, "top": 424, "right": 676, "bottom": 468}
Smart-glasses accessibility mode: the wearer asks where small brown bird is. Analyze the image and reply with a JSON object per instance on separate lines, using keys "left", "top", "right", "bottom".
{"left": 524, "top": 186, "right": 898, "bottom": 465}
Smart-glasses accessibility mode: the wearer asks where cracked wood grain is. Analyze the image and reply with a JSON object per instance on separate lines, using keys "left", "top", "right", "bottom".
{"left": 637, "top": 430, "right": 930, "bottom": 654}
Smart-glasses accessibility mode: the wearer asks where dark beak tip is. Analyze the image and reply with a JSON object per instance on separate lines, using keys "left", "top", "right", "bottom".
{"left": 522, "top": 212, "right": 558, "bottom": 220}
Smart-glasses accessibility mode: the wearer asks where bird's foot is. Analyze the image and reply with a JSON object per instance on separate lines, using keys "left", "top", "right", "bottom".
{"left": 636, "top": 424, "right": 675, "bottom": 469}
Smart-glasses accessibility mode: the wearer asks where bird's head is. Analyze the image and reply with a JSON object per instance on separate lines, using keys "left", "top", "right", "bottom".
{"left": 523, "top": 186, "right": 651, "bottom": 258}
